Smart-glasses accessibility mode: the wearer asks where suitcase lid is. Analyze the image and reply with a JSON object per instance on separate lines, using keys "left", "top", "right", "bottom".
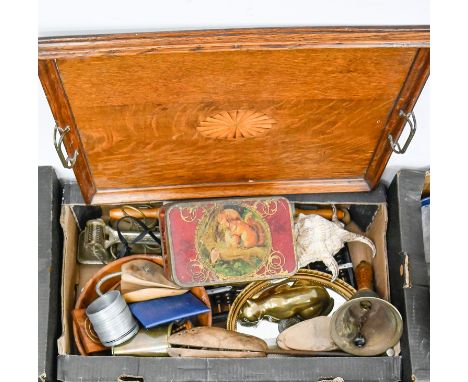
{"left": 38, "top": 26, "right": 429, "bottom": 205}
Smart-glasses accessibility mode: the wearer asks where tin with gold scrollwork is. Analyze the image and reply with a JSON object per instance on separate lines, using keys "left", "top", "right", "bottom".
{"left": 160, "top": 197, "right": 297, "bottom": 287}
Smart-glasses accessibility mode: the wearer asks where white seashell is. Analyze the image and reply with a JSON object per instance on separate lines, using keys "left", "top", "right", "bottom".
{"left": 294, "top": 213, "right": 376, "bottom": 281}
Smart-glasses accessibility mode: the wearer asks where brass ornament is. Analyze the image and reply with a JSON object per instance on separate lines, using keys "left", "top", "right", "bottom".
{"left": 227, "top": 269, "right": 356, "bottom": 331}
{"left": 238, "top": 279, "right": 334, "bottom": 323}
{"left": 329, "top": 261, "right": 403, "bottom": 356}
{"left": 197, "top": 110, "right": 276, "bottom": 140}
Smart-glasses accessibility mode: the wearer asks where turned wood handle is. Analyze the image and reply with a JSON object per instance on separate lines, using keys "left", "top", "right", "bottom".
{"left": 355, "top": 260, "right": 374, "bottom": 291}
{"left": 109, "top": 207, "right": 160, "bottom": 220}
{"left": 295, "top": 208, "right": 350, "bottom": 224}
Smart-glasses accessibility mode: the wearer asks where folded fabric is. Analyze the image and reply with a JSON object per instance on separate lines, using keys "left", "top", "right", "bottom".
{"left": 129, "top": 292, "right": 210, "bottom": 329}
{"left": 121, "top": 259, "right": 188, "bottom": 302}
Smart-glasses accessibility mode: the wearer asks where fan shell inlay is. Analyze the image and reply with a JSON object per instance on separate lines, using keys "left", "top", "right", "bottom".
{"left": 197, "top": 110, "right": 276, "bottom": 139}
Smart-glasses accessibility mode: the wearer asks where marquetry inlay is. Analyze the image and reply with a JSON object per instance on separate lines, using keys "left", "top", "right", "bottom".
{"left": 197, "top": 110, "right": 276, "bottom": 139}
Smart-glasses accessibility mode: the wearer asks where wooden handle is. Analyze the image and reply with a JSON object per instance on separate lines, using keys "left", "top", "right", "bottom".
{"left": 355, "top": 260, "right": 374, "bottom": 291}
{"left": 109, "top": 207, "right": 160, "bottom": 220}
{"left": 295, "top": 208, "right": 350, "bottom": 224}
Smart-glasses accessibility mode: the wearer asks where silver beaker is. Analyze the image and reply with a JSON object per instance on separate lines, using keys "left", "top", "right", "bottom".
{"left": 86, "top": 272, "right": 139, "bottom": 347}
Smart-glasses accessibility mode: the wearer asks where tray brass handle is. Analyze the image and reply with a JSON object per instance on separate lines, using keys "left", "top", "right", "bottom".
{"left": 388, "top": 110, "right": 417, "bottom": 154}
{"left": 53, "top": 124, "right": 79, "bottom": 168}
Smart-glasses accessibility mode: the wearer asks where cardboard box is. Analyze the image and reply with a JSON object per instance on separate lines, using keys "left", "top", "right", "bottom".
{"left": 46, "top": 177, "right": 403, "bottom": 382}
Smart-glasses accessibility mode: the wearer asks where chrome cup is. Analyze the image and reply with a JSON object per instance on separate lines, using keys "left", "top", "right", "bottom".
{"left": 86, "top": 273, "right": 139, "bottom": 347}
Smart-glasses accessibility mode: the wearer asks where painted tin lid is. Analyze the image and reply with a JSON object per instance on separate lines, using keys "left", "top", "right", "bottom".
{"left": 163, "top": 197, "right": 297, "bottom": 287}
{"left": 38, "top": 27, "right": 429, "bottom": 204}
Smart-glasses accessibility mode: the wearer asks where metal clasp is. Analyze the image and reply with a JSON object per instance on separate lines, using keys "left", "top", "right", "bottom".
{"left": 53, "top": 124, "right": 78, "bottom": 168}
{"left": 388, "top": 110, "right": 417, "bottom": 154}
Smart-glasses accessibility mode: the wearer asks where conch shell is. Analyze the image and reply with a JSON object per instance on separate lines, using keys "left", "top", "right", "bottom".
{"left": 295, "top": 212, "right": 376, "bottom": 281}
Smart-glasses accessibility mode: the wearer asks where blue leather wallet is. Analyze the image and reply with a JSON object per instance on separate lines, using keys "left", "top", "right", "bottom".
{"left": 129, "top": 292, "right": 210, "bottom": 329}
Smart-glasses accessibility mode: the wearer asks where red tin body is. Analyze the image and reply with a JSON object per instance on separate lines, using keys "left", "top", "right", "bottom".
{"left": 160, "top": 197, "right": 297, "bottom": 287}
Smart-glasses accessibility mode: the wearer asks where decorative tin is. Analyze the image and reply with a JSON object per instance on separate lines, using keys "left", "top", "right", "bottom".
{"left": 161, "top": 197, "right": 297, "bottom": 287}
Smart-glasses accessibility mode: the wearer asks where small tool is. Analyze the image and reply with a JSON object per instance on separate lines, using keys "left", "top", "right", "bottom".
{"left": 78, "top": 218, "right": 161, "bottom": 264}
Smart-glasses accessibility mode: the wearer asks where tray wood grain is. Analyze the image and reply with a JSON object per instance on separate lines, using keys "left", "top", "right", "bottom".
{"left": 38, "top": 27, "right": 430, "bottom": 204}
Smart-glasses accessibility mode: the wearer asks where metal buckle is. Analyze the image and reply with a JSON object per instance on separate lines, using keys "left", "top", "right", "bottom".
{"left": 53, "top": 124, "right": 79, "bottom": 168}
{"left": 388, "top": 110, "right": 417, "bottom": 154}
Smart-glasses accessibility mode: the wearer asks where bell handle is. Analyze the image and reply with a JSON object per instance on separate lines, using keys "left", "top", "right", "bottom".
{"left": 355, "top": 260, "right": 374, "bottom": 292}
